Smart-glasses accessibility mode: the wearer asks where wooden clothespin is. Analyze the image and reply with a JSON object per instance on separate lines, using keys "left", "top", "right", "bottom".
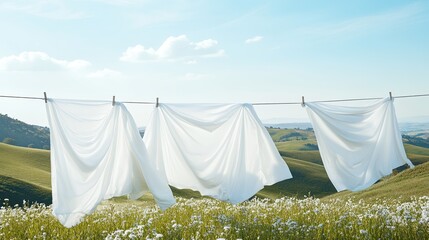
{"left": 43, "top": 92, "right": 47, "bottom": 103}
{"left": 301, "top": 96, "right": 305, "bottom": 106}
{"left": 156, "top": 97, "right": 159, "bottom": 108}
{"left": 389, "top": 92, "right": 393, "bottom": 100}
{"left": 112, "top": 96, "right": 115, "bottom": 106}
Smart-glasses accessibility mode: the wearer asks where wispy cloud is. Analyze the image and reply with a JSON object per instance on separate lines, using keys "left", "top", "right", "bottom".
{"left": 0, "top": 1, "right": 86, "bottom": 20}
{"left": 245, "top": 36, "right": 263, "bottom": 44}
{"left": 0, "top": 52, "right": 91, "bottom": 71}
{"left": 120, "top": 35, "right": 225, "bottom": 63}
{"left": 303, "top": 2, "right": 427, "bottom": 36}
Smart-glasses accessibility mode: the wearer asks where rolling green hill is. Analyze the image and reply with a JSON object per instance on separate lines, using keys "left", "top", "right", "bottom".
{"left": 0, "top": 176, "right": 51, "bottom": 205}
{"left": 0, "top": 113, "right": 50, "bottom": 149}
{"left": 0, "top": 143, "right": 51, "bottom": 189}
{"left": 324, "top": 161, "right": 429, "bottom": 201}
{"left": 1, "top": 128, "right": 429, "bottom": 206}
{"left": 0, "top": 143, "right": 51, "bottom": 206}
{"left": 257, "top": 157, "right": 336, "bottom": 199}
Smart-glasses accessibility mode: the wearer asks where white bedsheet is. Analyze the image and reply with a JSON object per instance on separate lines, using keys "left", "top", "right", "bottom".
{"left": 143, "top": 103, "right": 292, "bottom": 203}
{"left": 46, "top": 99, "right": 175, "bottom": 227}
{"left": 305, "top": 98, "right": 414, "bottom": 192}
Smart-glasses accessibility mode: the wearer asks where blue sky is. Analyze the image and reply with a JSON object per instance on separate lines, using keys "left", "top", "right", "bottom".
{"left": 1, "top": 0, "right": 429, "bottom": 126}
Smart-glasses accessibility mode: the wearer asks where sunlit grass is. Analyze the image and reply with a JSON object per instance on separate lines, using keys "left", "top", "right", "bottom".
{"left": 1, "top": 196, "right": 428, "bottom": 239}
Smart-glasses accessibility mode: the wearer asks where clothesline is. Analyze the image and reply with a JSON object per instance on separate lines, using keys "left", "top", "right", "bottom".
{"left": 1, "top": 92, "right": 429, "bottom": 106}
{"left": 44, "top": 98, "right": 413, "bottom": 227}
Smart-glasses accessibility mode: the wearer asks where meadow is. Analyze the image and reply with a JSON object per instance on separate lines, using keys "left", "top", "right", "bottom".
{"left": 1, "top": 128, "right": 429, "bottom": 239}
{"left": 1, "top": 196, "right": 428, "bottom": 239}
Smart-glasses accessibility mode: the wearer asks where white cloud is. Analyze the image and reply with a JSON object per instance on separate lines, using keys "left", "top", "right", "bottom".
{"left": 120, "top": 35, "right": 225, "bottom": 62}
{"left": 0, "top": 52, "right": 91, "bottom": 71}
{"left": 245, "top": 36, "right": 263, "bottom": 44}
{"left": 186, "top": 60, "right": 197, "bottom": 64}
{"left": 195, "top": 39, "right": 218, "bottom": 50}
{"left": 87, "top": 68, "right": 122, "bottom": 79}
{"left": 120, "top": 45, "right": 157, "bottom": 62}
{"left": 0, "top": 1, "right": 86, "bottom": 20}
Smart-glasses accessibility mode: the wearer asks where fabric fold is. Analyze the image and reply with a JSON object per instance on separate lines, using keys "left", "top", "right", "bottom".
{"left": 46, "top": 99, "right": 175, "bottom": 228}
{"left": 143, "top": 103, "right": 292, "bottom": 204}
{"left": 305, "top": 98, "right": 414, "bottom": 192}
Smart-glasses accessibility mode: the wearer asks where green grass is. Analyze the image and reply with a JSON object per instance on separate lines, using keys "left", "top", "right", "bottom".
{"left": 1, "top": 130, "right": 429, "bottom": 239}
{"left": 0, "top": 175, "right": 51, "bottom": 205}
{"left": 258, "top": 157, "right": 335, "bottom": 199}
{"left": 0, "top": 143, "right": 51, "bottom": 206}
{"left": 1, "top": 129, "right": 429, "bottom": 206}
{"left": 324, "top": 161, "right": 429, "bottom": 202}
{"left": 267, "top": 128, "right": 315, "bottom": 142}
{"left": 1, "top": 197, "right": 428, "bottom": 239}
{"left": 275, "top": 140, "right": 319, "bottom": 151}
{"left": 404, "top": 143, "right": 429, "bottom": 157}
{"left": 0, "top": 143, "right": 51, "bottom": 189}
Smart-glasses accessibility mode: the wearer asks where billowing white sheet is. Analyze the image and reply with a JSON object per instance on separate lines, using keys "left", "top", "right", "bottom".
{"left": 143, "top": 103, "right": 292, "bottom": 204}
{"left": 46, "top": 99, "right": 175, "bottom": 228}
{"left": 305, "top": 98, "right": 414, "bottom": 192}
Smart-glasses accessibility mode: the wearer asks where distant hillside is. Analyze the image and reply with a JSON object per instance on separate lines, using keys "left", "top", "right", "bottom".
{"left": 0, "top": 113, "right": 50, "bottom": 149}
{"left": 0, "top": 143, "right": 51, "bottom": 206}
{"left": 265, "top": 122, "right": 429, "bottom": 132}
{"left": 258, "top": 157, "right": 336, "bottom": 199}
{"left": 1, "top": 124, "right": 429, "bottom": 206}
{"left": 0, "top": 175, "right": 51, "bottom": 206}
{"left": 324, "top": 162, "right": 429, "bottom": 201}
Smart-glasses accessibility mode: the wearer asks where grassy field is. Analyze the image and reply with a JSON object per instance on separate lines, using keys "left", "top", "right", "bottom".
{"left": 326, "top": 162, "right": 429, "bottom": 201}
{"left": 1, "top": 129, "right": 429, "bottom": 239}
{"left": 0, "top": 143, "right": 51, "bottom": 189}
{"left": 1, "top": 196, "right": 428, "bottom": 239}
{"left": 0, "top": 143, "right": 51, "bottom": 205}
{"left": 1, "top": 128, "right": 429, "bottom": 205}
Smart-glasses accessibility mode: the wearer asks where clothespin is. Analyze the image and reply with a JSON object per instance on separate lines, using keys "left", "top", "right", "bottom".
{"left": 389, "top": 92, "right": 393, "bottom": 100}
{"left": 301, "top": 96, "right": 305, "bottom": 106}
{"left": 43, "top": 92, "right": 47, "bottom": 103}
{"left": 112, "top": 96, "right": 115, "bottom": 106}
{"left": 156, "top": 97, "right": 159, "bottom": 108}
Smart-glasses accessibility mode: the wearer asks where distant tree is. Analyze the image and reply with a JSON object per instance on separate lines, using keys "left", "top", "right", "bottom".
{"left": 28, "top": 144, "right": 35, "bottom": 148}
{"left": 2, "top": 137, "right": 15, "bottom": 144}
{"left": 0, "top": 113, "right": 50, "bottom": 149}
{"left": 303, "top": 143, "right": 319, "bottom": 150}
{"left": 43, "top": 145, "right": 50, "bottom": 150}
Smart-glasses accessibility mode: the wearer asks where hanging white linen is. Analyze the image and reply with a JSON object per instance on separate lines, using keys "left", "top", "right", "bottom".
{"left": 143, "top": 103, "right": 292, "bottom": 204}
{"left": 46, "top": 99, "right": 175, "bottom": 228}
{"left": 305, "top": 98, "right": 414, "bottom": 192}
